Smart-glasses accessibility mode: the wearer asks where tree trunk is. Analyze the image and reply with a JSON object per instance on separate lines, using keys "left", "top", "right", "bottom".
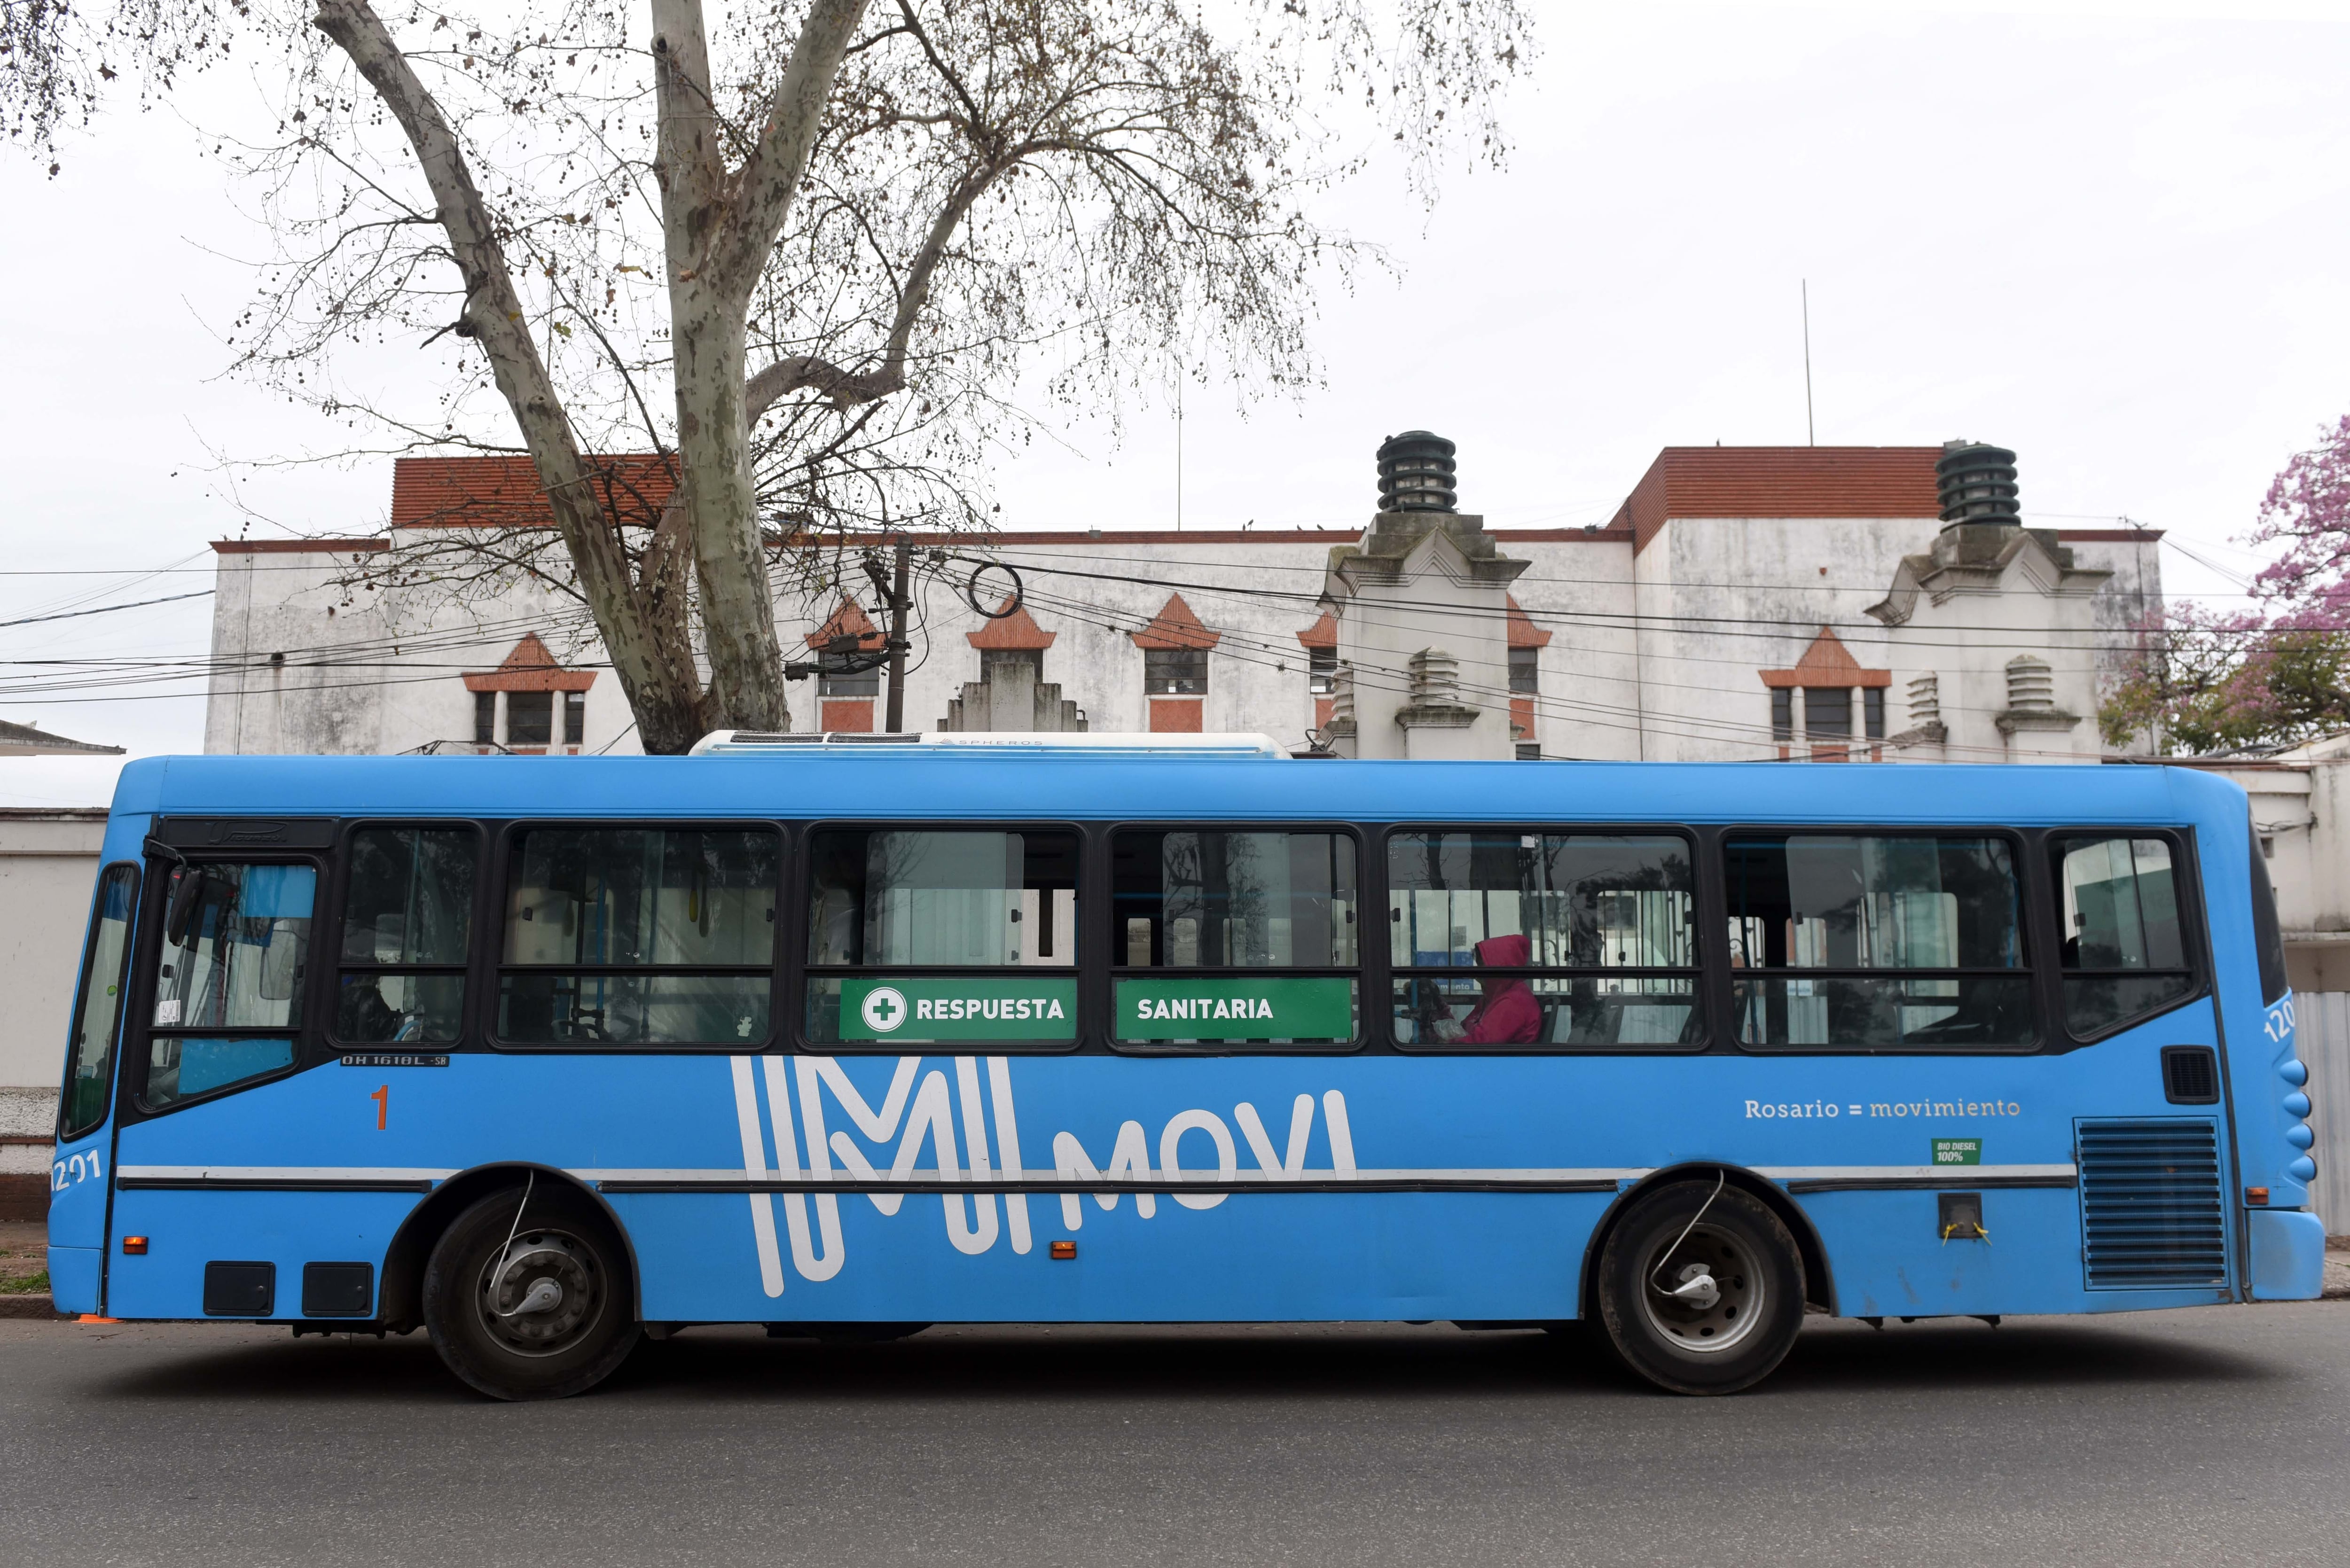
{"left": 314, "top": 0, "right": 712, "bottom": 754}
{"left": 671, "top": 281, "right": 789, "bottom": 731}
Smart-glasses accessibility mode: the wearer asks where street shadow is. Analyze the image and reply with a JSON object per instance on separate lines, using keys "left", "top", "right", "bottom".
{"left": 83, "top": 1313, "right": 2287, "bottom": 1407}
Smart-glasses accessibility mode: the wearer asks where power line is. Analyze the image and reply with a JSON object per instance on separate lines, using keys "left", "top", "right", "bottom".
{"left": 0, "top": 590, "right": 214, "bottom": 631}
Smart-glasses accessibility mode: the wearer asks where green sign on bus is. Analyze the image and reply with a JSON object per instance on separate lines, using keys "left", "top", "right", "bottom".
{"left": 836, "top": 977, "right": 1078, "bottom": 1042}
{"left": 1116, "top": 977, "right": 1355, "bottom": 1043}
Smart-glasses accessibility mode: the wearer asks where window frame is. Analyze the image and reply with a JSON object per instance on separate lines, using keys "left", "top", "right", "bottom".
{"left": 2046, "top": 826, "right": 2209, "bottom": 1045}
{"left": 324, "top": 821, "right": 487, "bottom": 1051}
{"left": 486, "top": 817, "right": 787, "bottom": 1054}
{"left": 56, "top": 861, "right": 140, "bottom": 1142}
{"left": 795, "top": 818, "right": 1088, "bottom": 1055}
{"left": 1381, "top": 824, "right": 1710, "bottom": 1055}
{"left": 1307, "top": 647, "right": 1339, "bottom": 696}
{"left": 506, "top": 690, "right": 555, "bottom": 747}
{"left": 127, "top": 842, "right": 333, "bottom": 1117}
{"left": 1142, "top": 646, "right": 1208, "bottom": 696}
{"left": 1105, "top": 819, "right": 1366, "bottom": 1056}
{"left": 1718, "top": 822, "right": 2043, "bottom": 1056}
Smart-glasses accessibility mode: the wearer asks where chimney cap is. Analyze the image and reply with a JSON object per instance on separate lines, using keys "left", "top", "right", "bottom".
{"left": 1935, "top": 440, "right": 2021, "bottom": 528}
{"left": 1377, "top": 430, "right": 1457, "bottom": 514}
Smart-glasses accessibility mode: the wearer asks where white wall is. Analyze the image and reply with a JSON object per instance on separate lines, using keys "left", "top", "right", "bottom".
{"left": 199, "top": 518, "right": 2162, "bottom": 767}
{"left": 0, "top": 811, "right": 104, "bottom": 1186}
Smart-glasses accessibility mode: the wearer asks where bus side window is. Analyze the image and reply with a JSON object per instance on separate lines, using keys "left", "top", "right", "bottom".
{"left": 2053, "top": 836, "right": 2196, "bottom": 1037}
{"left": 1724, "top": 834, "right": 2033, "bottom": 1050}
{"left": 2248, "top": 823, "right": 2289, "bottom": 1005}
{"left": 1110, "top": 829, "right": 1358, "bottom": 1048}
{"left": 802, "top": 828, "right": 1080, "bottom": 1047}
{"left": 1387, "top": 831, "right": 1700, "bottom": 1050}
{"left": 59, "top": 863, "right": 138, "bottom": 1140}
{"left": 497, "top": 827, "right": 779, "bottom": 1047}
{"left": 336, "top": 827, "right": 477, "bottom": 1045}
{"left": 145, "top": 861, "right": 318, "bottom": 1108}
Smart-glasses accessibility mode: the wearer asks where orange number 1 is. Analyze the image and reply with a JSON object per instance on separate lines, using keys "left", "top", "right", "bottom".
{"left": 370, "top": 1084, "right": 389, "bottom": 1130}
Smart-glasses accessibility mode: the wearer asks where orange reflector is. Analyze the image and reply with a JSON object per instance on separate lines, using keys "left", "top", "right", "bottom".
{"left": 1050, "top": 1240, "right": 1078, "bottom": 1260}
{"left": 121, "top": 1236, "right": 148, "bottom": 1255}
{"left": 77, "top": 1316, "right": 120, "bottom": 1324}
{"left": 2245, "top": 1186, "right": 2270, "bottom": 1206}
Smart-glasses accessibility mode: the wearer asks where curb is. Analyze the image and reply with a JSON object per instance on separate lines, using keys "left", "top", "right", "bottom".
{"left": 0, "top": 1295, "right": 61, "bottom": 1320}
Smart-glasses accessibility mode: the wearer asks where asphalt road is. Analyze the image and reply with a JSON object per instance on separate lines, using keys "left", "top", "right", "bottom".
{"left": 2, "top": 1306, "right": 2347, "bottom": 1568}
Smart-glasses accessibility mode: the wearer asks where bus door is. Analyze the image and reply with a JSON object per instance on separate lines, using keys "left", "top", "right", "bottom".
{"left": 104, "top": 847, "right": 323, "bottom": 1320}
{"left": 47, "top": 859, "right": 141, "bottom": 1313}
{"left": 2049, "top": 833, "right": 2235, "bottom": 1299}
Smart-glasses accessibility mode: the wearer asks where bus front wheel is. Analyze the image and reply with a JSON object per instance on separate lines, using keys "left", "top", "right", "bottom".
{"left": 1595, "top": 1179, "right": 1804, "bottom": 1396}
{"left": 423, "top": 1186, "right": 641, "bottom": 1400}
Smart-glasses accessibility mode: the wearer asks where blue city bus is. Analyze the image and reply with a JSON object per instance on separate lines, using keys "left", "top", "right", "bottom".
{"left": 45, "top": 736, "right": 2325, "bottom": 1398}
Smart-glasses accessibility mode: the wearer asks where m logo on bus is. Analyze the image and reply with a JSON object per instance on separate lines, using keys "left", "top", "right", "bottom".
{"left": 722, "top": 1054, "right": 1355, "bottom": 1298}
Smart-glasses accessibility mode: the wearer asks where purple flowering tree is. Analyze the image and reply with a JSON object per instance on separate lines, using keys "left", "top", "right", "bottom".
{"left": 2102, "top": 416, "right": 2350, "bottom": 753}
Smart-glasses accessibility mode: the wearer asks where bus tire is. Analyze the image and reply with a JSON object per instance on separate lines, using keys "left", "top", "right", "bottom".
{"left": 423, "top": 1186, "right": 640, "bottom": 1401}
{"left": 1595, "top": 1179, "right": 1804, "bottom": 1396}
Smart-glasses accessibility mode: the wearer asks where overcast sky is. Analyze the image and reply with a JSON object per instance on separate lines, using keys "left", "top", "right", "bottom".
{"left": 1, "top": 0, "right": 2346, "bottom": 801}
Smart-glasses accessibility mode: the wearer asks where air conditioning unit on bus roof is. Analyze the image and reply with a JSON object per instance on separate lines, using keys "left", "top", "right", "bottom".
{"left": 689, "top": 730, "right": 1291, "bottom": 759}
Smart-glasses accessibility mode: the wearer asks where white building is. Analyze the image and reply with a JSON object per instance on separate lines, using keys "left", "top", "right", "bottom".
{"left": 0, "top": 809, "right": 109, "bottom": 1219}
{"left": 202, "top": 439, "right": 2162, "bottom": 766}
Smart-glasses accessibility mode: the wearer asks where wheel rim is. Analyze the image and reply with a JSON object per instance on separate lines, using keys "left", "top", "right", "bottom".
{"left": 476, "top": 1229, "right": 603, "bottom": 1357}
{"left": 1635, "top": 1221, "right": 1764, "bottom": 1354}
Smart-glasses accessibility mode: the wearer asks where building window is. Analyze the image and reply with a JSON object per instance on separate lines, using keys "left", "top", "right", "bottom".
{"left": 818, "top": 649, "right": 880, "bottom": 697}
{"left": 1515, "top": 742, "right": 1542, "bottom": 761}
{"left": 1803, "top": 688, "right": 1850, "bottom": 740}
{"left": 507, "top": 691, "right": 554, "bottom": 747}
{"left": 1770, "top": 689, "right": 1793, "bottom": 745}
{"left": 1308, "top": 647, "right": 1338, "bottom": 695}
{"left": 981, "top": 647, "right": 1043, "bottom": 686}
{"left": 1863, "top": 687, "right": 1884, "bottom": 743}
{"left": 1145, "top": 647, "right": 1207, "bottom": 695}
{"left": 1804, "top": 687, "right": 1850, "bottom": 762}
{"left": 563, "top": 691, "right": 585, "bottom": 747}
{"left": 1508, "top": 648, "right": 1539, "bottom": 695}
{"left": 474, "top": 691, "right": 496, "bottom": 747}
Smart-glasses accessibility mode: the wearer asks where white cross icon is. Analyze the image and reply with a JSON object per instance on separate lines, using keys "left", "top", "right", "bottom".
{"left": 860, "top": 985, "right": 909, "bottom": 1034}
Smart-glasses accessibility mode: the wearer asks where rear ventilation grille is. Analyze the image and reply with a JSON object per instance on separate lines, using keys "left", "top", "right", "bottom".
{"left": 2078, "top": 1118, "right": 2227, "bottom": 1289}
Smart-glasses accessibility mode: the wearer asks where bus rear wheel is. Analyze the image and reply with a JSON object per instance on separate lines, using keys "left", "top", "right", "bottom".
{"left": 423, "top": 1186, "right": 640, "bottom": 1400}
{"left": 1595, "top": 1179, "right": 1804, "bottom": 1396}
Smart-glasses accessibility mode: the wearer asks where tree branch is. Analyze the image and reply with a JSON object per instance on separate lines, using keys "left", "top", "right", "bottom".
{"left": 706, "top": 0, "right": 872, "bottom": 301}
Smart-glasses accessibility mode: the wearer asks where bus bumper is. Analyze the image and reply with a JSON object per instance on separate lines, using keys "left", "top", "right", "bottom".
{"left": 2248, "top": 1209, "right": 2326, "bottom": 1300}
{"left": 46, "top": 1246, "right": 101, "bottom": 1315}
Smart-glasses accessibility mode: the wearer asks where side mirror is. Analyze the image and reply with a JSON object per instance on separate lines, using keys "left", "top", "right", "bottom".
{"left": 164, "top": 866, "right": 207, "bottom": 948}
{"left": 256, "top": 922, "right": 301, "bottom": 1002}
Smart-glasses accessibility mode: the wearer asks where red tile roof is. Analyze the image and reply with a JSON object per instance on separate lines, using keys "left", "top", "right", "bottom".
{"left": 1759, "top": 627, "right": 1891, "bottom": 690}
{"left": 966, "top": 597, "right": 1057, "bottom": 650}
{"left": 392, "top": 454, "right": 677, "bottom": 530}
{"left": 808, "top": 597, "right": 883, "bottom": 649}
{"left": 462, "top": 632, "right": 598, "bottom": 693}
{"left": 1609, "top": 447, "right": 1943, "bottom": 553}
{"left": 1130, "top": 593, "right": 1221, "bottom": 651}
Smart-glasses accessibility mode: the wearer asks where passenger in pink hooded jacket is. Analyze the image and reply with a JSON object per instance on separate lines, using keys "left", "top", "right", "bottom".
{"left": 1428, "top": 932, "right": 1543, "bottom": 1045}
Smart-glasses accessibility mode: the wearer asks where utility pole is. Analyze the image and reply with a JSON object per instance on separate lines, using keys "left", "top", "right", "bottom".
{"left": 882, "top": 540, "right": 912, "bottom": 733}
{"left": 1802, "top": 279, "right": 1816, "bottom": 446}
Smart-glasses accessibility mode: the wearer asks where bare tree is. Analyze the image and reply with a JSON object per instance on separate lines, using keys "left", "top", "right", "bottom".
{"left": 8, "top": 0, "right": 1531, "bottom": 752}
